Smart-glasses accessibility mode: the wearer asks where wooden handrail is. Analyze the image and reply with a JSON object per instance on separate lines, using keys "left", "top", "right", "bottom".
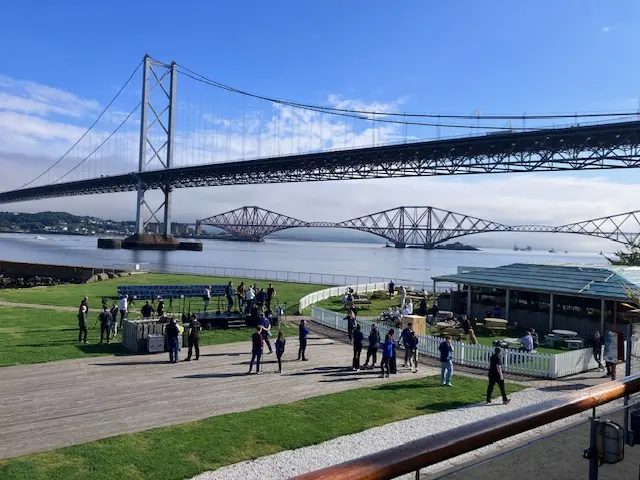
{"left": 293, "top": 374, "right": 640, "bottom": 480}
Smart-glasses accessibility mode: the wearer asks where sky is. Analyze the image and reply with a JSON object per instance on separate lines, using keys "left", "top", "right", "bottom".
{"left": 0, "top": 0, "right": 639, "bottom": 251}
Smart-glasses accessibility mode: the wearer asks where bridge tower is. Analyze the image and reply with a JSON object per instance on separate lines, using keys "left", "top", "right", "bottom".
{"left": 134, "top": 55, "right": 176, "bottom": 238}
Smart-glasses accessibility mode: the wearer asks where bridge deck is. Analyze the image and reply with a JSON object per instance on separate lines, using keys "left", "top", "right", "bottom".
{"left": 2, "top": 119, "right": 640, "bottom": 204}
{"left": 0, "top": 333, "right": 439, "bottom": 460}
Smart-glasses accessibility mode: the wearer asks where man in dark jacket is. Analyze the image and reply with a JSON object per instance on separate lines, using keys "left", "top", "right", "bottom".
{"left": 266, "top": 283, "right": 276, "bottom": 312}
{"left": 99, "top": 306, "right": 112, "bottom": 344}
{"left": 225, "top": 281, "right": 235, "bottom": 312}
{"left": 352, "top": 324, "right": 364, "bottom": 371}
{"left": 248, "top": 326, "right": 264, "bottom": 374}
{"left": 77, "top": 305, "right": 88, "bottom": 343}
{"left": 297, "top": 319, "right": 310, "bottom": 361}
{"left": 165, "top": 318, "right": 180, "bottom": 363}
{"left": 400, "top": 323, "right": 413, "bottom": 367}
{"left": 363, "top": 324, "right": 380, "bottom": 368}
{"left": 487, "top": 347, "right": 510, "bottom": 404}
{"left": 185, "top": 314, "right": 201, "bottom": 361}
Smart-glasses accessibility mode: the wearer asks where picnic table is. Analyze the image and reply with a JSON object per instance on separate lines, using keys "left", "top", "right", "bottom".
{"left": 502, "top": 337, "right": 521, "bottom": 348}
{"left": 483, "top": 317, "right": 508, "bottom": 335}
{"left": 351, "top": 298, "right": 372, "bottom": 309}
{"left": 552, "top": 329, "right": 578, "bottom": 337}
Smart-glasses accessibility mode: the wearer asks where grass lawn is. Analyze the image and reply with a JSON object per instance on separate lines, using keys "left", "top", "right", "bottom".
{"left": 0, "top": 375, "right": 525, "bottom": 480}
{"left": 0, "top": 306, "right": 298, "bottom": 367}
{"left": 0, "top": 273, "right": 325, "bottom": 315}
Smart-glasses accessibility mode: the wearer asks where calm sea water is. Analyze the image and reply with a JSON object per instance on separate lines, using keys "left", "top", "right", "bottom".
{"left": 0, "top": 233, "right": 611, "bottom": 284}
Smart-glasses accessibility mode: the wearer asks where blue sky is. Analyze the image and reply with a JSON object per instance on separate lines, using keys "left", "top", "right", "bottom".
{"left": 1, "top": 1, "right": 640, "bottom": 250}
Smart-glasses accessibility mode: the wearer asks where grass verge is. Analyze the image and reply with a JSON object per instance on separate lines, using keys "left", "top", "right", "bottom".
{"left": 0, "top": 273, "right": 325, "bottom": 315}
{"left": 0, "top": 375, "right": 525, "bottom": 480}
{"left": 0, "top": 306, "right": 297, "bottom": 367}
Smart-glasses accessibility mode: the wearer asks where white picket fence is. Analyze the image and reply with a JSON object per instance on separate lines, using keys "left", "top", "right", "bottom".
{"left": 310, "top": 306, "right": 618, "bottom": 379}
{"left": 298, "top": 282, "right": 388, "bottom": 312}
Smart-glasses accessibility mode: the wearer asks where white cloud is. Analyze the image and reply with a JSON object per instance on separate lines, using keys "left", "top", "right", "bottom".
{"left": 0, "top": 75, "right": 99, "bottom": 117}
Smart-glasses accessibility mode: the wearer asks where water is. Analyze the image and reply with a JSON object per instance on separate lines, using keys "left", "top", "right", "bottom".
{"left": 0, "top": 233, "right": 610, "bottom": 283}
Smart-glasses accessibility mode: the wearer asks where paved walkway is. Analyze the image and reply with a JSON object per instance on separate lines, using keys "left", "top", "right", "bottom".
{"left": 0, "top": 334, "right": 441, "bottom": 460}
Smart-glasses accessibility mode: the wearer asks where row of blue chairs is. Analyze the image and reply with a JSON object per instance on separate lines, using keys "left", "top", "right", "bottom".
{"left": 117, "top": 284, "right": 227, "bottom": 300}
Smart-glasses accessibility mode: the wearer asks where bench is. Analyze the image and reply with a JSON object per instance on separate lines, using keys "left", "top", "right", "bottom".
{"left": 352, "top": 299, "right": 372, "bottom": 310}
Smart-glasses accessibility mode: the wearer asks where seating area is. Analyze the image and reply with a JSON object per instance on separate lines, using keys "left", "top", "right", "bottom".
{"left": 545, "top": 329, "right": 584, "bottom": 349}
{"left": 117, "top": 284, "right": 226, "bottom": 300}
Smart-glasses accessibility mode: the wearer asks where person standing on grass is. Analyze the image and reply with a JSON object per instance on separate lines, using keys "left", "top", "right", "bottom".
{"left": 203, "top": 286, "right": 211, "bottom": 313}
{"left": 275, "top": 330, "right": 286, "bottom": 373}
{"left": 266, "top": 283, "right": 276, "bottom": 312}
{"left": 298, "top": 319, "right": 310, "bottom": 361}
{"left": 401, "top": 323, "right": 413, "bottom": 367}
{"left": 225, "top": 281, "right": 235, "bottom": 312}
{"left": 157, "top": 298, "right": 165, "bottom": 318}
{"left": 259, "top": 313, "right": 273, "bottom": 354}
{"left": 249, "top": 326, "right": 264, "bottom": 374}
{"left": 408, "top": 329, "right": 419, "bottom": 373}
{"left": 237, "top": 282, "right": 246, "bottom": 311}
{"left": 380, "top": 334, "right": 393, "bottom": 378}
{"left": 80, "top": 296, "right": 89, "bottom": 315}
{"left": 363, "top": 323, "right": 380, "bottom": 368}
{"left": 245, "top": 285, "right": 255, "bottom": 315}
{"left": 185, "top": 314, "right": 201, "bottom": 361}
{"left": 352, "top": 324, "right": 364, "bottom": 371}
{"left": 486, "top": 347, "right": 511, "bottom": 404}
{"left": 118, "top": 294, "right": 127, "bottom": 329}
{"left": 77, "top": 304, "right": 88, "bottom": 344}
{"left": 439, "top": 335, "right": 454, "bottom": 387}
{"left": 99, "top": 306, "right": 112, "bottom": 344}
{"left": 141, "top": 301, "right": 153, "bottom": 319}
{"left": 165, "top": 318, "right": 180, "bottom": 363}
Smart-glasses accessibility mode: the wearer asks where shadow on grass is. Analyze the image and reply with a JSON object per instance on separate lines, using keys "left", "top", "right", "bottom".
{"left": 319, "top": 378, "right": 361, "bottom": 383}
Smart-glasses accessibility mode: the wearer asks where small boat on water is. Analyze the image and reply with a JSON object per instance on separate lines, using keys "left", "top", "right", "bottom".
{"left": 549, "top": 248, "right": 556, "bottom": 253}
{"left": 34, "top": 235, "right": 46, "bottom": 240}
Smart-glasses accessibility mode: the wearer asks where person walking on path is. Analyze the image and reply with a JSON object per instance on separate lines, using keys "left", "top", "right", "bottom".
{"left": 259, "top": 313, "right": 273, "bottom": 354}
{"left": 407, "top": 330, "right": 419, "bottom": 373}
{"left": 165, "top": 318, "right": 180, "bottom": 363}
{"left": 380, "top": 334, "right": 393, "bottom": 378}
{"left": 388, "top": 328, "right": 398, "bottom": 374}
{"left": 592, "top": 331, "right": 604, "bottom": 371}
{"left": 99, "top": 306, "right": 113, "bottom": 344}
{"left": 249, "top": 326, "right": 264, "bottom": 374}
{"left": 298, "top": 319, "right": 310, "bottom": 361}
{"left": 185, "top": 314, "right": 201, "bottom": 361}
{"left": 439, "top": 335, "right": 454, "bottom": 386}
{"left": 401, "top": 323, "right": 413, "bottom": 367}
{"left": 275, "top": 330, "right": 286, "bottom": 373}
{"left": 363, "top": 323, "right": 380, "bottom": 369}
{"left": 486, "top": 347, "right": 511, "bottom": 404}
{"left": 352, "top": 324, "right": 364, "bottom": 371}
{"left": 346, "top": 310, "right": 356, "bottom": 344}
{"left": 77, "top": 304, "right": 88, "bottom": 344}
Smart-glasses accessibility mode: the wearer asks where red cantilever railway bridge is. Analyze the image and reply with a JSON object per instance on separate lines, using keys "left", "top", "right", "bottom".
{"left": 195, "top": 206, "right": 640, "bottom": 248}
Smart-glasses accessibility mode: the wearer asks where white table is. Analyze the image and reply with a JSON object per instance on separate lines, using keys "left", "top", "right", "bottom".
{"left": 503, "top": 337, "right": 521, "bottom": 348}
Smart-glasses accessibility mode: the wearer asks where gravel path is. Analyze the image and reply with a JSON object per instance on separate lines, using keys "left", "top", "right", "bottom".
{"left": 190, "top": 386, "right": 622, "bottom": 480}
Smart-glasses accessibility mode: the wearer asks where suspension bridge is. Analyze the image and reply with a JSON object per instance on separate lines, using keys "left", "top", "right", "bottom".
{"left": 2, "top": 55, "right": 640, "bottom": 249}
{"left": 196, "top": 206, "right": 640, "bottom": 248}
